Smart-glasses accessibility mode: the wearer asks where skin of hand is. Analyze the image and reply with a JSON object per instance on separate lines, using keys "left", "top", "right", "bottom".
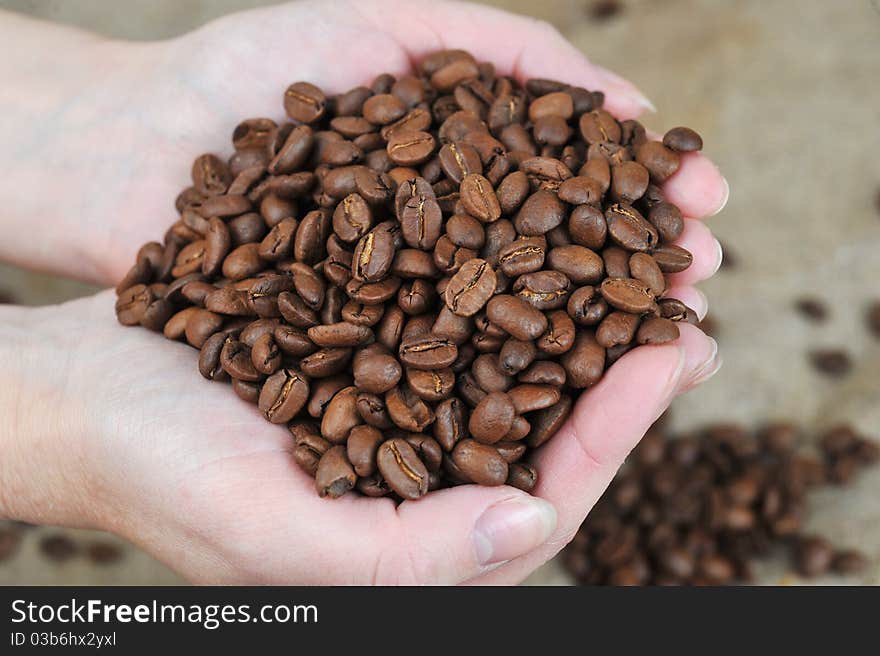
{"left": 0, "top": 0, "right": 728, "bottom": 584}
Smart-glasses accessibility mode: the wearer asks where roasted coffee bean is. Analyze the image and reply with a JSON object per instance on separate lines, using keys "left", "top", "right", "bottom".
{"left": 561, "top": 331, "right": 606, "bottom": 388}
{"left": 508, "top": 384, "right": 561, "bottom": 414}
{"left": 606, "top": 203, "right": 659, "bottom": 252}
{"left": 499, "top": 338, "right": 537, "bottom": 375}
{"left": 387, "top": 130, "right": 436, "bottom": 166}
{"left": 192, "top": 154, "right": 231, "bottom": 197}
{"left": 377, "top": 438, "right": 430, "bottom": 499}
{"left": 636, "top": 141, "right": 681, "bottom": 182}
{"left": 600, "top": 277, "right": 656, "bottom": 313}
{"left": 579, "top": 109, "right": 621, "bottom": 145}
{"left": 663, "top": 126, "right": 703, "bottom": 152}
{"left": 445, "top": 258, "right": 497, "bottom": 316}
{"left": 636, "top": 317, "right": 680, "bottom": 344}
{"left": 357, "top": 392, "right": 394, "bottom": 429}
{"left": 347, "top": 425, "right": 385, "bottom": 477}
{"left": 406, "top": 367, "right": 455, "bottom": 401}
{"left": 537, "top": 309, "right": 576, "bottom": 354}
{"left": 486, "top": 294, "right": 548, "bottom": 340}
{"left": 460, "top": 173, "right": 501, "bottom": 223}
{"left": 284, "top": 81, "right": 327, "bottom": 123}
{"left": 498, "top": 238, "right": 545, "bottom": 277}
{"left": 514, "top": 190, "right": 566, "bottom": 236}
{"left": 547, "top": 245, "right": 604, "bottom": 285}
{"left": 397, "top": 178, "right": 443, "bottom": 250}
{"left": 469, "top": 392, "right": 515, "bottom": 444}
{"left": 651, "top": 244, "right": 693, "bottom": 273}
{"left": 386, "top": 386, "right": 435, "bottom": 432}
{"left": 434, "top": 397, "right": 468, "bottom": 451}
{"left": 452, "top": 439, "right": 508, "bottom": 486}
{"left": 184, "top": 309, "right": 224, "bottom": 349}
{"left": 353, "top": 352, "right": 402, "bottom": 394}
{"left": 315, "top": 446, "right": 357, "bottom": 498}
{"left": 507, "top": 463, "right": 538, "bottom": 492}
{"left": 647, "top": 202, "right": 684, "bottom": 243}
{"left": 597, "top": 311, "right": 641, "bottom": 348}
{"left": 399, "top": 333, "right": 458, "bottom": 370}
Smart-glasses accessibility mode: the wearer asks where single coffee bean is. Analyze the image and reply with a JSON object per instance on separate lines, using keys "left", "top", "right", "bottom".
{"left": 636, "top": 141, "right": 681, "bottom": 183}
{"left": 486, "top": 294, "right": 548, "bottom": 341}
{"left": 434, "top": 397, "right": 469, "bottom": 451}
{"left": 386, "top": 386, "right": 435, "bottom": 432}
{"left": 537, "top": 309, "right": 576, "bottom": 355}
{"left": 636, "top": 317, "right": 680, "bottom": 345}
{"left": 251, "top": 332, "right": 282, "bottom": 374}
{"left": 347, "top": 425, "right": 385, "bottom": 477}
{"left": 498, "top": 238, "right": 546, "bottom": 277}
{"left": 547, "top": 245, "right": 604, "bottom": 285}
{"left": 452, "top": 439, "right": 508, "bottom": 486}
{"left": 596, "top": 311, "right": 641, "bottom": 348}
{"left": 353, "top": 352, "right": 402, "bottom": 394}
{"left": 610, "top": 161, "right": 650, "bottom": 203}
{"left": 605, "top": 203, "right": 659, "bottom": 252}
{"left": 258, "top": 369, "right": 309, "bottom": 423}
{"left": 663, "top": 126, "right": 703, "bottom": 152}
{"left": 460, "top": 173, "right": 501, "bottom": 223}
{"left": 629, "top": 252, "right": 666, "bottom": 296}
{"left": 315, "top": 446, "right": 357, "bottom": 499}
{"left": 192, "top": 153, "right": 231, "bottom": 197}
{"left": 647, "top": 202, "right": 684, "bottom": 242}
{"left": 514, "top": 189, "right": 566, "bottom": 236}
{"left": 406, "top": 367, "right": 455, "bottom": 401}
{"left": 513, "top": 270, "right": 571, "bottom": 311}
{"left": 444, "top": 258, "right": 497, "bottom": 316}
{"left": 651, "top": 244, "right": 693, "bottom": 273}
{"left": 561, "top": 331, "right": 606, "bottom": 388}
{"left": 284, "top": 81, "right": 327, "bottom": 124}
{"left": 387, "top": 130, "right": 436, "bottom": 166}
{"left": 469, "top": 392, "right": 515, "bottom": 444}
{"left": 499, "top": 338, "right": 537, "bottom": 375}
{"left": 600, "top": 277, "right": 656, "bottom": 313}
{"left": 508, "top": 384, "right": 561, "bottom": 414}
{"left": 507, "top": 463, "right": 538, "bottom": 492}
{"left": 377, "top": 438, "right": 430, "bottom": 499}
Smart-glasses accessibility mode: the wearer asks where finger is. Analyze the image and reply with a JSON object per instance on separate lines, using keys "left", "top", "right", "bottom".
{"left": 667, "top": 218, "right": 723, "bottom": 286}
{"left": 663, "top": 285, "right": 708, "bottom": 320}
{"left": 467, "top": 324, "right": 719, "bottom": 584}
{"left": 357, "top": 0, "right": 654, "bottom": 118}
{"left": 661, "top": 152, "right": 729, "bottom": 219}
{"left": 359, "top": 485, "right": 557, "bottom": 585}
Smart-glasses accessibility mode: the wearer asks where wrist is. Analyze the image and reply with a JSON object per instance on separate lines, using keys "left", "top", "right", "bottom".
{"left": 0, "top": 302, "right": 102, "bottom": 529}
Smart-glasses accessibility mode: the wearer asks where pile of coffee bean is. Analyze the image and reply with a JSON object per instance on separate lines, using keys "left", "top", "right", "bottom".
{"left": 114, "top": 49, "right": 704, "bottom": 500}
{"left": 563, "top": 421, "right": 878, "bottom": 585}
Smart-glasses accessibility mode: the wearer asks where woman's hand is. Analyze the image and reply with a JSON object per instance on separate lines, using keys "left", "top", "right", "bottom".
{"left": 0, "top": 0, "right": 727, "bottom": 584}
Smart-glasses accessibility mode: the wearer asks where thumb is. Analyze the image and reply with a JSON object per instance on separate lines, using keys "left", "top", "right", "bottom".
{"left": 368, "top": 485, "right": 557, "bottom": 585}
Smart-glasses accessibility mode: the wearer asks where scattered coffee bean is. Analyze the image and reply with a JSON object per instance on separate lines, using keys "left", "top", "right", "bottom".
{"left": 794, "top": 297, "right": 828, "bottom": 322}
{"left": 115, "top": 49, "right": 702, "bottom": 499}
{"left": 39, "top": 534, "right": 78, "bottom": 562}
{"left": 87, "top": 541, "right": 125, "bottom": 565}
{"left": 563, "top": 419, "right": 877, "bottom": 585}
{"left": 588, "top": 0, "right": 623, "bottom": 22}
{"left": 809, "top": 349, "right": 852, "bottom": 378}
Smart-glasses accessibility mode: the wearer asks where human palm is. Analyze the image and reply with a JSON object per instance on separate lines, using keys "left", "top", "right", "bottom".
{"left": 12, "top": 0, "right": 728, "bottom": 584}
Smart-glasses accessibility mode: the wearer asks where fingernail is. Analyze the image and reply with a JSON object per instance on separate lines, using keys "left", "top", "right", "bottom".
{"left": 710, "top": 177, "right": 730, "bottom": 216}
{"left": 680, "top": 336, "right": 721, "bottom": 391}
{"left": 711, "top": 239, "right": 724, "bottom": 276}
{"left": 473, "top": 496, "right": 557, "bottom": 566}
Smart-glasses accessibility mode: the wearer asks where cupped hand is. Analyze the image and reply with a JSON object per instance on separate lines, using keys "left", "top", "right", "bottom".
{"left": 6, "top": 0, "right": 728, "bottom": 584}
